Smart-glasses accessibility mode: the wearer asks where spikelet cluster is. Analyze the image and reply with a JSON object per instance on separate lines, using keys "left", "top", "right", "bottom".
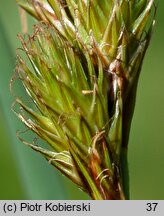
{"left": 13, "top": 0, "right": 155, "bottom": 199}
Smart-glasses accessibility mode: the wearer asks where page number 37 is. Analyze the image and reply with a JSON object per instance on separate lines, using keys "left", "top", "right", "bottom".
{"left": 146, "top": 203, "right": 158, "bottom": 211}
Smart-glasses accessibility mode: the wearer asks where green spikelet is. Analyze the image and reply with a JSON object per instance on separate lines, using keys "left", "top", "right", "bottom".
{"left": 13, "top": 0, "right": 155, "bottom": 199}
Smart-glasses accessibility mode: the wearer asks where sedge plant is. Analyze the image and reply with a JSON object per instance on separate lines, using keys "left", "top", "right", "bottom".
{"left": 12, "top": 0, "right": 155, "bottom": 200}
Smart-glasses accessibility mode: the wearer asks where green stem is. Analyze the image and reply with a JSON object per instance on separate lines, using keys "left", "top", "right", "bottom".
{"left": 120, "top": 148, "right": 129, "bottom": 199}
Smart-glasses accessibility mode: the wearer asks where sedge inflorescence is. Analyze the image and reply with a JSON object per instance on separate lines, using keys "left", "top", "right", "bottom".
{"left": 12, "top": 0, "right": 155, "bottom": 199}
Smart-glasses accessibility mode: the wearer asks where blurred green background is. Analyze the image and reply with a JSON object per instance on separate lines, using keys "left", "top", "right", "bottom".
{"left": 0, "top": 0, "right": 163, "bottom": 200}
